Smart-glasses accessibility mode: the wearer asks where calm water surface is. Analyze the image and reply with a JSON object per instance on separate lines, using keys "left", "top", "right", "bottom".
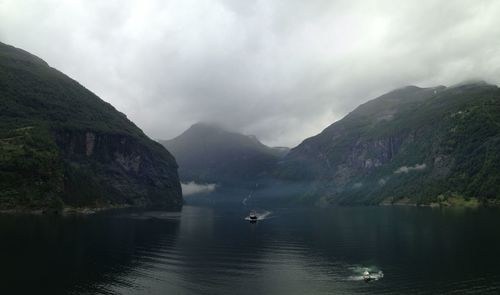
{"left": 1, "top": 205, "right": 500, "bottom": 294}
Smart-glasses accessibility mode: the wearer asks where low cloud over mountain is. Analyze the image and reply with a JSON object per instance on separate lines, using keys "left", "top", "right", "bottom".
{"left": 1, "top": 0, "right": 500, "bottom": 146}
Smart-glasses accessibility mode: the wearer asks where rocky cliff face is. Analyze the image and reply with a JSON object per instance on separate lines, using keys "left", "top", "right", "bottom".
{"left": 0, "top": 42, "right": 182, "bottom": 211}
{"left": 54, "top": 130, "right": 182, "bottom": 208}
{"left": 276, "top": 82, "right": 500, "bottom": 205}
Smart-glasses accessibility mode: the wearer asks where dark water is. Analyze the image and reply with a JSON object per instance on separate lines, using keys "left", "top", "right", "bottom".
{"left": 1, "top": 205, "right": 500, "bottom": 294}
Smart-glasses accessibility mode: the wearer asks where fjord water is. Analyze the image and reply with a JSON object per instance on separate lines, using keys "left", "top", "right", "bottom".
{"left": 1, "top": 206, "right": 500, "bottom": 294}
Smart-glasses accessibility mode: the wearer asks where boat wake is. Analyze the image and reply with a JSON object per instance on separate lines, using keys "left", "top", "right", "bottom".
{"left": 242, "top": 193, "right": 252, "bottom": 206}
{"left": 347, "top": 266, "right": 384, "bottom": 281}
{"left": 242, "top": 183, "right": 259, "bottom": 206}
{"left": 244, "top": 210, "right": 272, "bottom": 221}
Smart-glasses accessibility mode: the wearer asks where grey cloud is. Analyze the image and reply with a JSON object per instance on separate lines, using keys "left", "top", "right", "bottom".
{"left": 1, "top": 0, "right": 500, "bottom": 147}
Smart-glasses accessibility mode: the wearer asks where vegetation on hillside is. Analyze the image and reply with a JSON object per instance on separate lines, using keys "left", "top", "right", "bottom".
{"left": 0, "top": 42, "right": 181, "bottom": 211}
{"left": 277, "top": 83, "right": 500, "bottom": 206}
{"left": 0, "top": 125, "right": 63, "bottom": 210}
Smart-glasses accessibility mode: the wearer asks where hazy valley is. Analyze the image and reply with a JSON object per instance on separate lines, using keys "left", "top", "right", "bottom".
{"left": 2, "top": 1, "right": 500, "bottom": 293}
{"left": 160, "top": 82, "right": 500, "bottom": 208}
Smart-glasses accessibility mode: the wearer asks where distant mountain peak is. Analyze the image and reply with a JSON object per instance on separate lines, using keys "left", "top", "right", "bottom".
{"left": 177, "top": 122, "right": 266, "bottom": 145}
{"left": 190, "top": 121, "right": 222, "bottom": 129}
{"left": 183, "top": 122, "right": 240, "bottom": 136}
{"left": 450, "top": 79, "right": 493, "bottom": 88}
{"left": 396, "top": 85, "right": 422, "bottom": 91}
{"left": 160, "top": 123, "right": 288, "bottom": 185}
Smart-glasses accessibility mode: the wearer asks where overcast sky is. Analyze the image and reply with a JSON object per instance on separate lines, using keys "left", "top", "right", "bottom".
{"left": 1, "top": 0, "right": 500, "bottom": 147}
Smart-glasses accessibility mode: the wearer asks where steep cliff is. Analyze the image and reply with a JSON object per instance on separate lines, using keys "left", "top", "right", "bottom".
{"left": 276, "top": 82, "right": 500, "bottom": 205}
{"left": 0, "top": 42, "right": 182, "bottom": 211}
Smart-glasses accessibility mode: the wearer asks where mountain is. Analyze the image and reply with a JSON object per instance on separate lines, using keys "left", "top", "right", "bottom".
{"left": 0, "top": 42, "right": 182, "bottom": 211}
{"left": 160, "top": 123, "right": 288, "bottom": 188}
{"left": 276, "top": 82, "right": 500, "bottom": 206}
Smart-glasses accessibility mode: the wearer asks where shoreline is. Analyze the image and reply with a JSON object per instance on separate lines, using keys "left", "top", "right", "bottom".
{"left": 0, "top": 205, "right": 130, "bottom": 216}
{"left": 379, "top": 197, "right": 500, "bottom": 208}
{"left": 0, "top": 204, "right": 164, "bottom": 216}
{"left": 2, "top": 199, "right": 498, "bottom": 215}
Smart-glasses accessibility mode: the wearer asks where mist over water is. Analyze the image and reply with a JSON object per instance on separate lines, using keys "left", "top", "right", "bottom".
{"left": 1, "top": 206, "right": 500, "bottom": 294}
{"left": 181, "top": 181, "right": 217, "bottom": 196}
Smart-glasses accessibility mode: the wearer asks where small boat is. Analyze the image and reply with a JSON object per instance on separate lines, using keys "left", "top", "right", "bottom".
{"left": 363, "top": 271, "right": 371, "bottom": 282}
{"left": 249, "top": 211, "right": 258, "bottom": 223}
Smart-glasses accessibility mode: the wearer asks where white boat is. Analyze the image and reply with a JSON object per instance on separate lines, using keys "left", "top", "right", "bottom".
{"left": 249, "top": 211, "right": 258, "bottom": 223}
{"left": 363, "top": 271, "right": 371, "bottom": 282}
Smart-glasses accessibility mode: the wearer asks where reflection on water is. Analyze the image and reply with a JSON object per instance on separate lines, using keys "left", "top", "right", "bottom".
{"left": 0, "top": 210, "right": 181, "bottom": 294}
{"left": 1, "top": 206, "right": 500, "bottom": 294}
